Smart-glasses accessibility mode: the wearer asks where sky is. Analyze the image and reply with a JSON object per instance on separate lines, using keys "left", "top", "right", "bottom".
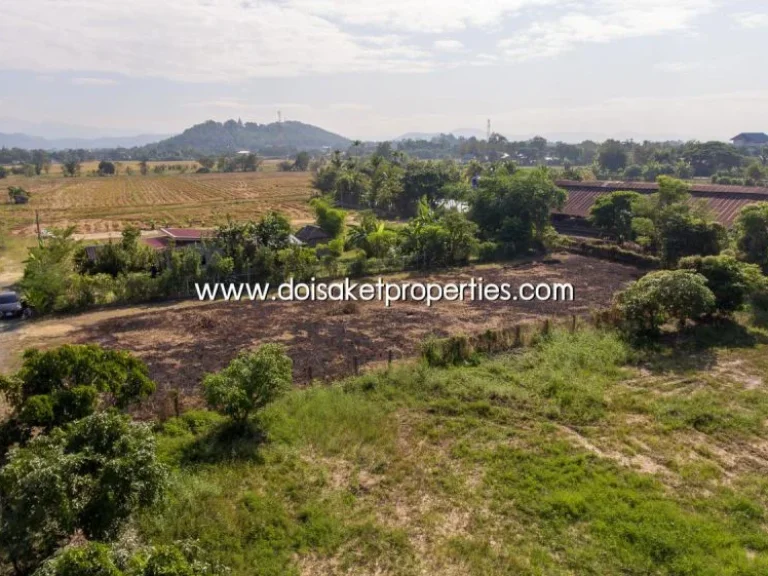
{"left": 0, "top": 0, "right": 766, "bottom": 142}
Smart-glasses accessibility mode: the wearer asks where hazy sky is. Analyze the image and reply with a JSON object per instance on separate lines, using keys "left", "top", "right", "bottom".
{"left": 0, "top": 0, "right": 766, "bottom": 142}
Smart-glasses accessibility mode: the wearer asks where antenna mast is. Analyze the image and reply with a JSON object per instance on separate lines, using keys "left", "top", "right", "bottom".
{"left": 277, "top": 110, "right": 282, "bottom": 123}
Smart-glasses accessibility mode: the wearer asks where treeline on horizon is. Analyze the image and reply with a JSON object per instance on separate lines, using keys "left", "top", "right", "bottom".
{"left": 1, "top": 117, "right": 767, "bottom": 179}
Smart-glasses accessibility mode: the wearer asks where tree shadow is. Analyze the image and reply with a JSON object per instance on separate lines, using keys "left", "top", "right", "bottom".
{"left": 639, "top": 318, "right": 768, "bottom": 375}
{"left": 179, "top": 419, "right": 267, "bottom": 466}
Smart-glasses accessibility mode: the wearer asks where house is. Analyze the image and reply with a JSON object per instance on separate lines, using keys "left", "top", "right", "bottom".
{"left": 731, "top": 133, "right": 768, "bottom": 148}
{"left": 144, "top": 228, "right": 214, "bottom": 249}
{"left": 294, "top": 225, "right": 331, "bottom": 247}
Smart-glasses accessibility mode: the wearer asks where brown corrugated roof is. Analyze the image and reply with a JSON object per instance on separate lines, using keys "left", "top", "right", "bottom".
{"left": 555, "top": 180, "right": 768, "bottom": 226}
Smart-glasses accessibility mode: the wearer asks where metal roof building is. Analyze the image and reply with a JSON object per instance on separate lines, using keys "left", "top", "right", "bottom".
{"left": 554, "top": 180, "right": 768, "bottom": 227}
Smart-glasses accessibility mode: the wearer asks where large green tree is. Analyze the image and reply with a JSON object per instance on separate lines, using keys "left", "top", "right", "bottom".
{"left": 0, "top": 413, "right": 167, "bottom": 574}
{"left": 0, "top": 344, "right": 155, "bottom": 431}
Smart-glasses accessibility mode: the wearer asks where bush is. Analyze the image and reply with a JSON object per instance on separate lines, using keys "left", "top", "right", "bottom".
{"left": 421, "top": 335, "right": 477, "bottom": 367}
{"left": 311, "top": 199, "right": 346, "bottom": 238}
{"left": 0, "top": 413, "right": 167, "bottom": 573}
{"left": 678, "top": 255, "right": 765, "bottom": 315}
{"left": 735, "top": 202, "right": 768, "bottom": 272}
{"left": 658, "top": 213, "right": 725, "bottom": 265}
{"left": 0, "top": 344, "right": 156, "bottom": 430}
{"left": 327, "top": 238, "right": 344, "bottom": 258}
{"left": 32, "top": 542, "right": 222, "bottom": 576}
{"left": 34, "top": 543, "right": 122, "bottom": 576}
{"left": 203, "top": 344, "right": 292, "bottom": 426}
{"left": 614, "top": 270, "right": 716, "bottom": 337}
{"left": 478, "top": 241, "right": 499, "bottom": 262}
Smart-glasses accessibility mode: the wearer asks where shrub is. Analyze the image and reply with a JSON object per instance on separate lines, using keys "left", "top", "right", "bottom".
{"left": 0, "top": 344, "right": 156, "bottom": 430}
{"left": 614, "top": 270, "right": 716, "bottom": 337}
{"left": 421, "top": 335, "right": 477, "bottom": 367}
{"left": 203, "top": 344, "right": 292, "bottom": 426}
{"left": 735, "top": 202, "right": 768, "bottom": 272}
{"left": 658, "top": 213, "right": 725, "bottom": 265}
{"left": 34, "top": 543, "right": 122, "bottom": 576}
{"left": 478, "top": 241, "right": 499, "bottom": 262}
{"left": 327, "top": 237, "right": 345, "bottom": 258}
{"left": 311, "top": 199, "right": 346, "bottom": 238}
{"left": 0, "top": 413, "right": 167, "bottom": 574}
{"left": 678, "top": 255, "right": 765, "bottom": 314}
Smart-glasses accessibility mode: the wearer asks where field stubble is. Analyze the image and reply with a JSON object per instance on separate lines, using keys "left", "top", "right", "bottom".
{"left": 1, "top": 170, "right": 316, "bottom": 235}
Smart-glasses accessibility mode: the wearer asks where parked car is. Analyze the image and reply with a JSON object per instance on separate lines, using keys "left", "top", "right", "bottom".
{"left": 0, "top": 291, "right": 31, "bottom": 319}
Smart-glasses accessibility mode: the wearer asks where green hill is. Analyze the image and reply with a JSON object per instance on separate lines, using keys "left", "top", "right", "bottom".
{"left": 138, "top": 119, "right": 351, "bottom": 157}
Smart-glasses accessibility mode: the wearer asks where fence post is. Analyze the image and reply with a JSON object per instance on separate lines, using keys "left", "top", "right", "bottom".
{"left": 515, "top": 324, "right": 522, "bottom": 347}
{"left": 571, "top": 314, "right": 577, "bottom": 333}
{"left": 308, "top": 365, "right": 313, "bottom": 382}
{"left": 388, "top": 349, "right": 393, "bottom": 366}
{"left": 353, "top": 356, "right": 359, "bottom": 375}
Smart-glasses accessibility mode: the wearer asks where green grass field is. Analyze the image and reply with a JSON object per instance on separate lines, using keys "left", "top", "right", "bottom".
{"left": 138, "top": 325, "right": 768, "bottom": 575}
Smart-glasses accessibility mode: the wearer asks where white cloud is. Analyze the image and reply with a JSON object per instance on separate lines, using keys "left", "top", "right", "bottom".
{"left": 654, "top": 61, "right": 705, "bottom": 73}
{"left": 433, "top": 39, "right": 465, "bottom": 52}
{"left": 0, "top": 0, "right": 718, "bottom": 81}
{"left": 71, "top": 77, "right": 118, "bottom": 86}
{"left": 289, "top": 0, "right": 556, "bottom": 34}
{"left": 733, "top": 12, "right": 768, "bottom": 29}
{"left": 499, "top": 0, "right": 715, "bottom": 61}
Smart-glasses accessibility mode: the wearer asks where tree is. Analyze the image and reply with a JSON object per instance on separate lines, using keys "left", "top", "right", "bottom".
{"left": 31, "top": 150, "right": 50, "bottom": 176}
{"left": 0, "top": 413, "right": 167, "bottom": 574}
{"left": 735, "top": 202, "right": 768, "bottom": 271}
{"left": 682, "top": 141, "right": 744, "bottom": 176}
{"left": 589, "top": 191, "right": 642, "bottom": 243}
{"left": 0, "top": 166, "right": 7, "bottom": 179}
{"left": 197, "top": 156, "right": 215, "bottom": 171}
{"left": 622, "top": 165, "right": 643, "bottom": 181}
{"left": 61, "top": 159, "right": 81, "bottom": 178}
{"left": 678, "top": 255, "right": 764, "bottom": 315}
{"left": 138, "top": 160, "right": 149, "bottom": 176}
{"left": 254, "top": 211, "right": 291, "bottom": 249}
{"left": 658, "top": 212, "right": 725, "bottom": 265}
{"left": 469, "top": 167, "right": 566, "bottom": 255}
{"left": 614, "top": 270, "right": 716, "bottom": 337}
{"left": 97, "top": 161, "right": 116, "bottom": 176}
{"left": 746, "top": 162, "right": 766, "bottom": 184}
{"left": 19, "top": 226, "right": 80, "bottom": 314}
{"left": 203, "top": 343, "right": 292, "bottom": 426}
{"left": 293, "top": 151, "right": 311, "bottom": 171}
{"left": 597, "top": 140, "right": 628, "bottom": 173}
{"left": 0, "top": 344, "right": 156, "bottom": 431}
{"left": 312, "top": 198, "right": 346, "bottom": 238}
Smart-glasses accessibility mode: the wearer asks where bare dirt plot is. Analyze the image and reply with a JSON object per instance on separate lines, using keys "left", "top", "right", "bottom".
{"left": 0, "top": 255, "right": 642, "bottom": 410}
{"left": 1, "top": 171, "right": 315, "bottom": 235}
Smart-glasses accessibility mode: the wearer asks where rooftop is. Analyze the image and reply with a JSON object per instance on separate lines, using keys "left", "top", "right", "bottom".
{"left": 554, "top": 180, "right": 768, "bottom": 226}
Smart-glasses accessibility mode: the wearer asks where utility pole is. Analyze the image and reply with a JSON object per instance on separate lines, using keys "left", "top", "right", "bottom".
{"left": 487, "top": 119, "right": 491, "bottom": 140}
{"left": 35, "top": 210, "right": 41, "bottom": 244}
{"left": 277, "top": 110, "right": 282, "bottom": 123}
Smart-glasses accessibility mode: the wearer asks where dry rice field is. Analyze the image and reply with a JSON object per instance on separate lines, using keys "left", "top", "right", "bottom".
{"left": 1, "top": 169, "right": 315, "bottom": 235}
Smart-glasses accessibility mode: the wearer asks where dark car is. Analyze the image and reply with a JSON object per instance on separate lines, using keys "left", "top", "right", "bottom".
{"left": 0, "top": 291, "right": 31, "bottom": 319}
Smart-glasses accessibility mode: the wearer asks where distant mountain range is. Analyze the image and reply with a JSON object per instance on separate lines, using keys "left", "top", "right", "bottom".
{"left": 0, "top": 119, "right": 351, "bottom": 154}
{"left": 0, "top": 132, "right": 173, "bottom": 150}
